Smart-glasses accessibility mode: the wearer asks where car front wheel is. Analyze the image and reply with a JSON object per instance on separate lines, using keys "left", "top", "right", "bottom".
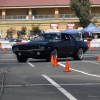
{"left": 17, "top": 55, "right": 28, "bottom": 62}
{"left": 46, "top": 48, "right": 58, "bottom": 62}
{"left": 73, "top": 48, "right": 83, "bottom": 60}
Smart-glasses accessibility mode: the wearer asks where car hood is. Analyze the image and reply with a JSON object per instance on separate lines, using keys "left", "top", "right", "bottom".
{"left": 27, "top": 41, "right": 49, "bottom": 45}
{"left": 14, "top": 40, "right": 49, "bottom": 47}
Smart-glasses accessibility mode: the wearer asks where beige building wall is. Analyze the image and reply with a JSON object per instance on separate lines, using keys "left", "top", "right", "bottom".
{"left": 0, "top": 25, "right": 30, "bottom": 38}
{"left": 59, "top": 23, "right": 66, "bottom": 29}
{"left": 0, "top": 22, "right": 81, "bottom": 38}
{"left": 0, "top": 24, "right": 52, "bottom": 38}
{"left": 0, "top": 6, "right": 100, "bottom": 38}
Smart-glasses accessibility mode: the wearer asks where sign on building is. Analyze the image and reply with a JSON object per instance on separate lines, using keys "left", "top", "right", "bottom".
{"left": 67, "top": 23, "right": 75, "bottom": 28}
{"left": 50, "top": 23, "right": 58, "bottom": 29}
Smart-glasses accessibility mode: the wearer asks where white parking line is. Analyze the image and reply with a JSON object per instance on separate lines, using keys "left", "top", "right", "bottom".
{"left": 42, "top": 74, "right": 77, "bottom": 100}
{"left": 58, "top": 60, "right": 100, "bottom": 65}
{"left": 2, "top": 83, "right": 100, "bottom": 88}
{"left": 83, "top": 60, "right": 100, "bottom": 65}
{"left": 27, "top": 61, "right": 35, "bottom": 67}
{"left": 58, "top": 62, "right": 100, "bottom": 78}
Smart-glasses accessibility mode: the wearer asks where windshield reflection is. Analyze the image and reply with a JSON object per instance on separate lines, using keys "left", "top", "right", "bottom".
{"left": 34, "top": 34, "right": 60, "bottom": 41}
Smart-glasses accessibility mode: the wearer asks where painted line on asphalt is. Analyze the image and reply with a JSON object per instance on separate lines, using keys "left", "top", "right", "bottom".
{"left": 83, "top": 60, "right": 100, "bottom": 65}
{"left": 0, "top": 83, "right": 100, "bottom": 87}
{"left": 27, "top": 61, "right": 35, "bottom": 67}
{"left": 3, "top": 83, "right": 100, "bottom": 87}
{"left": 42, "top": 74, "right": 77, "bottom": 100}
{"left": 58, "top": 62, "right": 100, "bottom": 78}
{"left": 58, "top": 60, "right": 100, "bottom": 64}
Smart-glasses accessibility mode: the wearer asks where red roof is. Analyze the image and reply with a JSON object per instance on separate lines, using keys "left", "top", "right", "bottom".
{"left": 0, "top": 0, "right": 99, "bottom": 7}
{"left": 90, "top": 0, "right": 100, "bottom": 4}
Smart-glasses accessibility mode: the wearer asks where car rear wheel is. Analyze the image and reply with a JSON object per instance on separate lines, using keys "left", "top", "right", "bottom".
{"left": 46, "top": 48, "right": 58, "bottom": 62}
{"left": 17, "top": 55, "right": 28, "bottom": 62}
{"left": 73, "top": 48, "right": 83, "bottom": 60}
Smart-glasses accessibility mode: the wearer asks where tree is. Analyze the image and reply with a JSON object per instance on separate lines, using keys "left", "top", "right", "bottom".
{"left": 20, "top": 26, "right": 27, "bottom": 38}
{"left": 70, "top": 0, "right": 92, "bottom": 28}
{"left": 31, "top": 24, "right": 41, "bottom": 36}
{"left": 6, "top": 27, "right": 16, "bottom": 37}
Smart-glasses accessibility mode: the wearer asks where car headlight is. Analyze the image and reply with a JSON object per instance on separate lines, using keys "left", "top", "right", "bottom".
{"left": 39, "top": 46, "right": 44, "bottom": 50}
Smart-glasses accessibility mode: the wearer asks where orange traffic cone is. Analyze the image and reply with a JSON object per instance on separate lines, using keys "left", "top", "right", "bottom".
{"left": 63, "top": 60, "right": 71, "bottom": 72}
{"left": 97, "top": 54, "right": 100, "bottom": 61}
{"left": 91, "top": 47, "right": 94, "bottom": 50}
{"left": 4, "top": 48, "right": 7, "bottom": 53}
{"left": 53, "top": 56, "right": 58, "bottom": 66}
{"left": 0, "top": 43, "right": 2, "bottom": 49}
{"left": 86, "top": 41, "right": 90, "bottom": 48}
{"left": 50, "top": 55, "right": 54, "bottom": 63}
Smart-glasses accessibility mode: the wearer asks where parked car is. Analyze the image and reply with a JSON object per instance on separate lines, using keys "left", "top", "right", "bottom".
{"left": 12, "top": 32, "right": 88, "bottom": 62}
{"left": 9, "top": 38, "right": 17, "bottom": 42}
{"left": 9, "top": 38, "right": 22, "bottom": 42}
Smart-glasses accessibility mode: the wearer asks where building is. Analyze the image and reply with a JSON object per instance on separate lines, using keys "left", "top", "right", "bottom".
{"left": 0, "top": 0, "right": 100, "bottom": 38}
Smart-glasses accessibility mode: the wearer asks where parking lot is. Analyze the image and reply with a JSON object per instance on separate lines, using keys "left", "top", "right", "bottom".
{"left": 0, "top": 47, "right": 100, "bottom": 100}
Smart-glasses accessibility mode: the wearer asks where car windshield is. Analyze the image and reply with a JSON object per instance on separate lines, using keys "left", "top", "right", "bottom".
{"left": 34, "top": 34, "right": 60, "bottom": 41}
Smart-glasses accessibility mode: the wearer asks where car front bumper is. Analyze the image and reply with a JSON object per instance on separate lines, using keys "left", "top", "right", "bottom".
{"left": 13, "top": 49, "right": 51, "bottom": 59}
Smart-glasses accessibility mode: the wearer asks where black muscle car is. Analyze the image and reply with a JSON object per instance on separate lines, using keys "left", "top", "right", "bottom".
{"left": 12, "top": 32, "right": 88, "bottom": 62}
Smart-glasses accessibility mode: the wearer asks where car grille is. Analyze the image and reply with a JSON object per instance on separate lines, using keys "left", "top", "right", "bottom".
{"left": 18, "top": 46, "right": 39, "bottom": 50}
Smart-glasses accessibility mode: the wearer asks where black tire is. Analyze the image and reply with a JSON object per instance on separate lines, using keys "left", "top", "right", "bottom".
{"left": 17, "top": 55, "right": 28, "bottom": 62}
{"left": 46, "top": 48, "right": 58, "bottom": 62}
{"left": 73, "top": 48, "right": 83, "bottom": 60}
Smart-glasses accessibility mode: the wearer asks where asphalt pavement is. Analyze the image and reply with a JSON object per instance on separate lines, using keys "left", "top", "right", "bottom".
{"left": 0, "top": 47, "right": 100, "bottom": 100}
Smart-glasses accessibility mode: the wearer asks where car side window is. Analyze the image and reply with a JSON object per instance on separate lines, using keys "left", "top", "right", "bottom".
{"left": 68, "top": 35, "right": 74, "bottom": 41}
{"left": 62, "top": 34, "right": 70, "bottom": 41}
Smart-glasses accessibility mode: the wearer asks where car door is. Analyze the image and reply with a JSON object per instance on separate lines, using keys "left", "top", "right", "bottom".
{"left": 57, "top": 40, "right": 70, "bottom": 57}
{"left": 61, "top": 34, "right": 76, "bottom": 56}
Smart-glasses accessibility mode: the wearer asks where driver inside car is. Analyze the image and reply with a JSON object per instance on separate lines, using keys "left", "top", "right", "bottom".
{"left": 63, "top": 35, "right": 69, "bottom": 41}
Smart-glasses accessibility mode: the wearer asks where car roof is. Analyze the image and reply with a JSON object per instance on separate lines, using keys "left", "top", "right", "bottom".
{"left": 42, "top": 32, "right": 58, "bottom": 34}
{"left": 38, "top": 32, "right": 74, "bottom": 36}
{"left": 38, "top": 32, "right": 60, "bottom": 35}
